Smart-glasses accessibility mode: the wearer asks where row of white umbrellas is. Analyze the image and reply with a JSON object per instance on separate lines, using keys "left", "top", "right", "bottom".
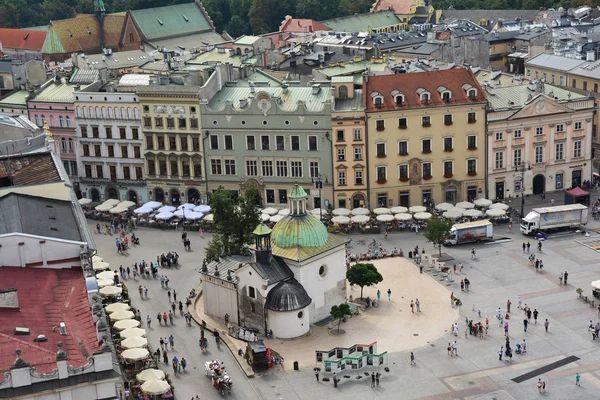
{"left": 332, "top": 205, "right": 427, "bottom": 216}
{"left": 331, "top": 212, "right": 434, "bottom": 224}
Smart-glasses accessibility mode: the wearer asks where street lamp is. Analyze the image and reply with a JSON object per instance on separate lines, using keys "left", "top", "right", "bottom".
{"left": 513, "top": 161, "right": 531, "bottom": 219}
{"left": 311, "top": 174, "right": 328, "bottom": 221}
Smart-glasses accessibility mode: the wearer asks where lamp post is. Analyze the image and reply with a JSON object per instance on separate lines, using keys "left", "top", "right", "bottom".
{"left": 513, "top": 161, "right": 531, "bottom": 218}
{"left": 312, "top": 174, "right": 328, "bottom": 221}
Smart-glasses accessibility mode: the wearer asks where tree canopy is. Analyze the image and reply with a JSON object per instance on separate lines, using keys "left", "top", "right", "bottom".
{"left": 330, "top": 303, "right": 351, "bottom": 332}
{"left": 205, "top": 186, "right": 260, "bottom": 262}
{"left": 422, "top": 216, "right": 453, "bottom": 257}
{"left": 346, "top": 263, "right": 383, "bottom": 300}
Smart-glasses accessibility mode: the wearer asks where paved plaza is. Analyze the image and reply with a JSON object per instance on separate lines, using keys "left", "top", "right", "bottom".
{"left": 91, "top": 194, "right": 600, "bottom": 399}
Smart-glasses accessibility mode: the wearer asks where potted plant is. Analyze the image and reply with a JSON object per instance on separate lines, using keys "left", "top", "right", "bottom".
{"left": 467, "top": 171, "right": 477, "bottom": 176}
{"left": 423, "top": 175, "right": 432, "bottom": 180}
{"left": 444, "top": 173, "right": 453, "bottom": 179}
{"left": 377, "top": 179, "right": 387, "bottom": 184}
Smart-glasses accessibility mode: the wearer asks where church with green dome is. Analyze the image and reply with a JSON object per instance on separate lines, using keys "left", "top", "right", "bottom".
{"left": 200, "top": 184, "right": 347, "bottom": 339}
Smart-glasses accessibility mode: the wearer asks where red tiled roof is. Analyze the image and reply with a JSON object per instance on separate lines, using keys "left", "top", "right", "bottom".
{"left": 0, "top": 29, "right": 47, "bottom": 51}
{"left": 280, "top": 18, "right": 331, "bottom": 33}
{"left": 0, "top": 268, "right": 98, "bottom": 374}
{"left": 0, "top": 153, "right": 62, "bottom": 186}
{"left": 365, "top": 68, "right": 487, "bottom": 111}
{"left": 372, "top": 0, "right": 414, "bottom": 14}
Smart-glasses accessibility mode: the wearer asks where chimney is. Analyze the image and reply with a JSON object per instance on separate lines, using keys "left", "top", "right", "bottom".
{"left": 0, "top": 288, "right": 19, "bottom": 308}
{"left": 239, "top": 99, "right": 248, "bottom": 108}
{"left": 59, "top": 322, "right": 67, "bottom": 335}
{"left": 228, "top": 49, "right": 235, "bottom": 57}
{"left": 312, "top": 84, "right": 321, "bottom": 94}
{"left": 217, "top": 47, "right": 225, "bottom": 54}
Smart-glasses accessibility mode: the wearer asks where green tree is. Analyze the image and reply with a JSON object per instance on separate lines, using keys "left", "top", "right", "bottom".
{"left": 225, "top": 15, "right": 250, "bottom": 38}
{"left": 338, "top": 0, "right": 373, "bottom": 17}
{"left": 330, "top": 303, "right": 351, "bottom": 332}
{"left": 249, "top": 0, "right": 294, "bottom": 34}
{"left": 346, "top": 263, "right": 383, "bottom": 300}
{"left": 422, "top": 216, "right": 453, "bottom": 257}
{"left": 295, "top": 0, "right": 340, "bottom": 21}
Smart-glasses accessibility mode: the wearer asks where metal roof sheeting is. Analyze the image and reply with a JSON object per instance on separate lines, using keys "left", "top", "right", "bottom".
{"left": 321, "top": 10, "right": 401, "bottom": 32}
{"left": 486, "top": 83, "right": 588, "bottom": 110}
{"left": 265, "top": 278, "right": 312, "bottom": 311}
{"left": 130, "top": 3, "right": 213, "bottom": 41}
{"left": 525, "top": 53, "right": 585, "bottom": 72}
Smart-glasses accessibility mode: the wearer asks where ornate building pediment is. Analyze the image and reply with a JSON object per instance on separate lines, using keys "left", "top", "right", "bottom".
{"left": 508, "top": 95, "right": 573, "bottom": 120}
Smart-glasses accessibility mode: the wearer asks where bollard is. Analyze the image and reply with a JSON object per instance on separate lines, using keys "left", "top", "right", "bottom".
{"left": 293, "top": 361, "right": 299, "bottom": 370}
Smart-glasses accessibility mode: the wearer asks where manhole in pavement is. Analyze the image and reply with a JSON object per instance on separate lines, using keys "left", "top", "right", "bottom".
{"left": 413, "top": 333, "right": 419, "bottom": 336}
{"left": 468, "top": 381, "right": 476, "bottom": 385}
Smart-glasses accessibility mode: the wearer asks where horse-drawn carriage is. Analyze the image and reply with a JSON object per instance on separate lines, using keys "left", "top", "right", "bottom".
{"left": 205, "top": 360, "right": 232, "bottom": 396}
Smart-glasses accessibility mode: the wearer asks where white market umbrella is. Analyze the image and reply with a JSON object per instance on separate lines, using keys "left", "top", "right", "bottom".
{"left": 278, "top": 208, "right": 290, "bottom": 216}
{"left": 395, "top": 213, "right": 413, "bottom": 221}
{"left": 133, "top": 206, "right": 153, "bottom": 215}
{"left": 93, "top": 261, "right": 111, "bottom": 271}
{"left": 173, "top": 209, "right": 186, "bottom": 218}
{"left": 270, "top": 215, "right": 284, "bottom": 223}
{"left": 120, "top": 327, "right": 147, "bottom": 339}
{"left": 157, "top": 205, "right": 176, "bottom": 213}
{"left": 260, "top": 213, "right": 270, "bottom": 222}
{"left": 463, "top": 209, "right": 483, "bottom": 218}
{"left": 143, "top": 201, "right": 162, "bottom": 209}
{"left": 376, "top": 214, "right": 394, "bottom": 222}
{"left": 443, "top": 208, "right": 463, "bottom": 219}
{"left": 185, "top": 211, "right": 204, "bottom": 220}
{"left": 474, "top": 198, "right": 493, "bottom": 208}
{"left": 177, "top": 203, "right": 195, "bottom": 210}
{"left": 414, "top": 212, "right": 432, "bottom": 220}
{"left": 333, "top": 208, "right": 351, "bottom": 216}
{"left": 204, "top": 214, "right": 214, "bottom": 222}
{"left": 97, "top": 279, "right": 114, "bottom": 288}
{"left": 456, "top": 201, "right": 475, "bottom": 209}
{"left": 351, "top": 207, "right": 370, "bottom": 215}
{"left": 96, "top": 270, "right": 116, "bottom": 280}
{"left": 104, "top": 302, "right": 130, "bottom": 313}
{"left": 95, "top": 198, "right": 120, "bottom": 212}
{"left": 332, "top": 216, "right": 351, "bottom": 224}
{"left": 109, "top": 310, "right": 134, "bottom": 321}
{"left": 486, "top": 208, "right": 506, "bottom": 217}
{"left": 390, "top": 206, "right": 408, "bottom": 214}
{"left": 114, "top": 319, "right": 141, "bottom": 330}
{"left": 592, "top": 280, "right": 600, "bottom": 290}
{"left": 78, "top": 198, "right": 92, "bottom": 205}
{"left": 261, "top": 207, "right": 278, "bottom": 215}
{"left": 409, "top": 206, "right": 427, "bottom": 213}
{"left": 436, "top": 202, "right": 454, "bottom": 211}
{"left": 373, "top": 207, "right": 391, "bottom": 215}
{"left": 121, "top": 348, "right": 149, "bottom": 361}
{"left": 155, "top": 212, "right": 175, "bottom": 220}
{"left": 137, "top": 369, "right": 165, "bottom": 382}
{"left": 489, "top": 202, "right": 509, "bottom": 210}
{"left": 121, "top": 336, "right": 148, "bottom": 349}
{"left": 141, "top": 379, "right": 171, "bottom": 395}
{"left": 194, "top": 205, "right": 211, "bottom": 213}
{"left": 310, "top": 208, "right": 327, "bottom": 216}
{"left": 351, "top": 215, "right": 370, "bottom": 224}
{"left": 100, "top": 285, "right": 122, "bottom": 296}
{"left": 91, "top": 255, "right": 103, "bottom": 263}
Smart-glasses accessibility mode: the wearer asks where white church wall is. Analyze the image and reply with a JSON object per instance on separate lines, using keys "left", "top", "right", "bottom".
{"left": 202, "top": 277, "right": 238, "bottom": 325}
{"left": 268, "top": 305, "right": 310, "bottom": 339}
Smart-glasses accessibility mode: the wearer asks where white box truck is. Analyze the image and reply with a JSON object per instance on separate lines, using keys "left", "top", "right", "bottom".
{"left": 520, "top": 204, "right": 589, "bottom": 235}
{"left": 445, "top": 220, "right": 494, "bottom": 245}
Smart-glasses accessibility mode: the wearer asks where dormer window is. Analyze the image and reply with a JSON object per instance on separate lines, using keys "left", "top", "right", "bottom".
{"left": 371, "top": 91, "right": 384, "bottom": 108}
{"left": 416, "top": 88, "right": 430, "bottom": 104}
{"left": 442, "top": 92, "right": 451, "bottom": 102}
{"left": 391, "top": 90, "right": 404, "bottom": 106}
{"left": 421, "top": 93, "right": 429, "bottom": 103}
{"left": 468, "top": 89, "right": 477, "bottom": 99}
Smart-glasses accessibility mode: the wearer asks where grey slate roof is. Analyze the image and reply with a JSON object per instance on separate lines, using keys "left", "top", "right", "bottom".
{"left": 333, "top": 89, "right": 364, "bottom": 112}
{"left": 0, "top": 193, "right": 84, "bottom": 242}
{"left": 440, "top": 9, "right": 540, "bottom": 25}
{"left": 265, "top": 278, "right": 312, "bottom": 311}
{"left": 525, "top": 53, "right": 586, "bottom": 72}
{"left": 203, "top": 253, "right": 293, "bottom": 285}
{"left": 254, "top": 255, "right": 293, "bottom": 285}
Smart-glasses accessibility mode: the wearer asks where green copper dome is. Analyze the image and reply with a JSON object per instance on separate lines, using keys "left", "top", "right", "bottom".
{"left": 271, "top": 213, "right": 328, "bottom": 248}
{"left": 288, "top": 184, "right": 307, "bottom": 199}
{"left": 253, "top": 224, "right": 272, "bottom": 236}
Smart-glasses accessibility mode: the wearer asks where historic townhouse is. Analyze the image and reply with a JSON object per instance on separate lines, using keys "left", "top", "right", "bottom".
{"left": 75, "top": 82, "right": 146, "bottom": 203}
{"left": 331, "top": 77, "right": 367, "bottom": 209}
{"left": 201, "top": 72, "right": 333, "bottom": 208}
{"left": 486, "top": 81, "right": 594, "bottom": 200}
{"left": 364, "top": 68, "right": 487, "bottom": 207}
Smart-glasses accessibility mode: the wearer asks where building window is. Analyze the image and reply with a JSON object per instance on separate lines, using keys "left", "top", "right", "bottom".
{"left": 556, "top": 124, "right": 564, "bottom": 133}
{"left": 535, "top": 146, "right": 544, "bottom": 163}
{"left": 121, "top": 145, "right": 128, "bottom": 158}
{"left": 572, "top": 79, "right": 577, "bottom": 88}
{"left": 444, "top": 114, "right": 453, "bottom": 125}
{"left": 105, "top": 127, "right": 112, "bottom": 139}
{"left": 134, "top": 146, "right": 141, "bottom": 158}
{"left": 467, "top": 135, "right": 476, "bottom": 149}
{"left": 154, "top": 117, "right": 163, "bottom": 127}
{"left": 96, "top": 165, "right": 103, "bottom": 178}
{"left": 308, "top": 136, "right": 318, "bottom": 151}
{"left": 123, "top": 166, "right": 130, "bottom": 180}
{"left": 514, "top": 130, "right": 522, "bottom": 138}
{"left": 337, "top": 148, "right": 345, "bottom": 161}
{"left": 246, "top": 160, "right": 258, "bottom": 176}
{"left": 310, "top": 161, "right": 319, "bottom": 178}
{"left": 166, "top": 118, "right": 175, "bottom": 128}
{"left": 85, "top": 164, "right": 92, "bottom": 177}
{"left": 556, "top": 173, "right": 564, "bottom": 189}
{"left": 145, "top": 135, "right": 153, "bottom": 150}
{"left": 336, "top": 130, "right": 344, "bottom": 142}
{"left": 338, "top": 171, "right": 346, "bottom": 185}
{"left": 136, "top": 167, "right": 143, "bottom": 180}
{"left": 376, "top": 166, "right": 386, "bottom": 182}
{"left": 468, "top": 112, "right": 476, "bottom": 123}
{"left": 178, "top": 118, "right": 186, "bottom": 129}
{"left": 291, "top": 161, "right": 302, "bottom": 177}
{"left": 495, "top": 152, "right": 504, "bottom": 169}
{"left": 374, "top": 97, "right": 383, "bottom": 107}
{"left": 92, "top": 127, "right": 99, "bottom": 138}
{"left": 224, "top": 159, "right": 236, "bottom": 175}
{"left": 210, "top": 135, "right": 219, "bottom": 149}
{"left": 261, "top": 135, "right": 270, "bottom": 150}
{"left": 399, "top": 164, "right": 408, "bottom": 180}
{"left": 262, "top": 160, "right": 273, "bottom": 176}
{"left": 514, "top": 148, "right": 522, "bottom": 166}
{"left": 443, "top": 161, "right": 453, "bottom": 176}
{"left": 291, "top": 136, "right": 300, "bottom": 151}
{"left": 94, "top": 144, "right": 101, "bottom": 156}
{"left": 143, "top": 117, "right": 151, "bottom": 127}
{"left": 279, "top": 189, "right": 287, "bottom": 203}
{"left": 376, "top": 120, "right": 385, "bottom": 131}
{"left": 467, "top": 159, "right": 477, "bottom": 174}
{"left": 535, "top": 127, "right": 544, "bottom": 136}
{"left": 120, "top": 127, "right": 126, "bottom": 139}
{"left": 395, "top": 95, "right": 404, "bottom": 105}
{"left": 398, "top": 118, "right": 407, "bottom": 129}
{"left": 443, "top": 137, "right": 454, "bottom": 152}
{"left": 355, "top": 170, "right": 363, "bottom": 185}
{"left": 398, "top": 141, "right": 408, "bottom": 155}
{"left": 246, "top": 136, "right": 255, "bottom": 150}
{"left": 168, "top": 136, "right": 176, "bottom": 150}
{"left": 180, "top": 136, "right": 188, "bottom": 151}
{"left": 248, "top": 286, "right": 255, "bottom": 298}
{"left": 354, "top": 147, "right": 363, "bottom": 160}
{"left": 276, "top": 135, "right": 285, "bottom": 150}
{"left": 422, "top": 139, "right": 431, "bottom": 153}
{"left": 224, "top": 135, "right": 233, "bottom": 150}
{"left": 376, "top": 143, "right": 386, "bottom": 157}
{"left": 276, "top": 160, "right": 288, "bottom": 177}
{"left": 422, "top": 162, "right": 431, "bottom": 178}
{"left": 83, "top": 144, "right": 90, "bottom": 156}
{"left": 422, "top": 116, "right": 431, "bottom": 127}
{"left": 442, "top": 92, "right": 451, "bottom": 102}
{"left": 339, "top": 85, "right": 348, "bottom": 99}
{"left": 266, "top": 189, "right": 275, "bottom": 204}
{"left": 556, "top": 143, "right": 564, "bottom": 160}
{"left": 211, "top": 159, "right": 222, "bottom": 175}
{"left": 131, "top": 128, "right": 139, "bottom": 140}
{"left": 445, "top": 186, "right": 457, "bottom": 203}
{"left": 59, "top": 116, "right": 64, "bottom": 127}
{"left": 573, "top": 140, "right": 582, "bottom": 158}
{"left": 420, "top": 93, "right": 429, "bottom": 103}
{"left": 495, "top": 132, "right": 504, "bottom": 141}
{"left": 584, "top": 81, "right": 588, "bottom": 91}
{"left": 353, "top": 129, "right": 362, "bottom": 141}
{"left": 107, "top": 145, "right": 115, "bottom": 158}
{"left": 575, "top": 121, "right": 582, "bottom": 130}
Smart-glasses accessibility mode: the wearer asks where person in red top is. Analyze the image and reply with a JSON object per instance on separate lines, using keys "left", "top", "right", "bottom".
{"left": 163, "top": 312, "right": 168, "bottom": 325}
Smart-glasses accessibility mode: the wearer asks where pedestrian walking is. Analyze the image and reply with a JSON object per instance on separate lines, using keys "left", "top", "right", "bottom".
{"left": 447, "top": 342, "right": 452, "bottom": 355}
{"left": 507, "top": 299, "right": 512, "bottom": 313}
{"left": 371, "top": 372, "right": 375, "bottom": 388}
{"left": 171, "top": 302, "right": 176, "bottom": 314}
{"left": 160, "top": 275, "right": 165, "bottom": 288}
{"left": 537, "top": 379, "right": 542, "bottom": 392}
{"left": 169, "top": 334, "right": 175, "bottom": 349}
{"left": 499, "top": 346, "right": 503, "bottom": 361}
{"left": 507, "top": 222, "right": 512, "bottom": 233}
{"left": 180, "top": 358, "right": 186, "bottom": 373}
{"left": 169, "top": 310, "right": 174, "bottom": 324}
{"left": 410, "top": 352, "right": 415, "bottom": 365}
{"left": 157, "top": 313, "right": 162, "bottom": 325}
{"left": 542, "top": 381, "right": 546, "bottom": 392}
{"left": 138, "top": 285, "right": 143, "bottom": 297}
{"left": 159, "top": 337, "right": 165, "bottom": 349}
{"left": 504, "top": 322, "right": 509, "bottom": 336}
{"left": 564, "top": 271, "right": 569, "bottom": 285}
{"left": 173, "top": 289, "right": 177, "bottom": 303}
{"left": 376, "top": 372, "right": 380, "bottom": 387}
{"left": 559, "top": 272, "right": 564, "bottom": 285}
{"left": 544, "top": 319, "right": 549, "bottom": 332}
{"left": 523, "top": 318, "right": 528, "bottom": 332}
{"left": 576, "top": 372, "right": 581, "bottom": 386}
{"left": 410, "top": 300, "right": 415, "bottom": 313}
{"left": 533, "top": 309, "right": 539, "bottom": 324}
{"left": 314, "top": 368, "right": 320, "bottom": 381}
{"left": 387, "top": 288, "right": 391, "bottom": 301}
{"left": 415, "top": 298, "right": 421, "bottom": 312}
{"left": 522, "top": 242, "right": 526, "bottom": 253}
{"left": 199, "top": 227, "right": 204, "bottom": 238}
{"left": 518, "top": 296, "right": 523, "bottom": 309}
{"left": 163, "top": 352, "right": 168, "bottom": 365}
{"left": 167, "top": 290, "right": 171, "bottom": 302}
{"left": 163, "top": 312, "right": 168, "bottom": 325}
{"left": 589, "top": 320, "right": 594, "bottom": 332}
{"left": 333, "top": 372, "right": 338, "bottom": 388}
{"left": 452, "top": 341, "right": 458, "bottom": 356}
{"left": 527, "top": 242, "right": 530, "bottom": 253}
